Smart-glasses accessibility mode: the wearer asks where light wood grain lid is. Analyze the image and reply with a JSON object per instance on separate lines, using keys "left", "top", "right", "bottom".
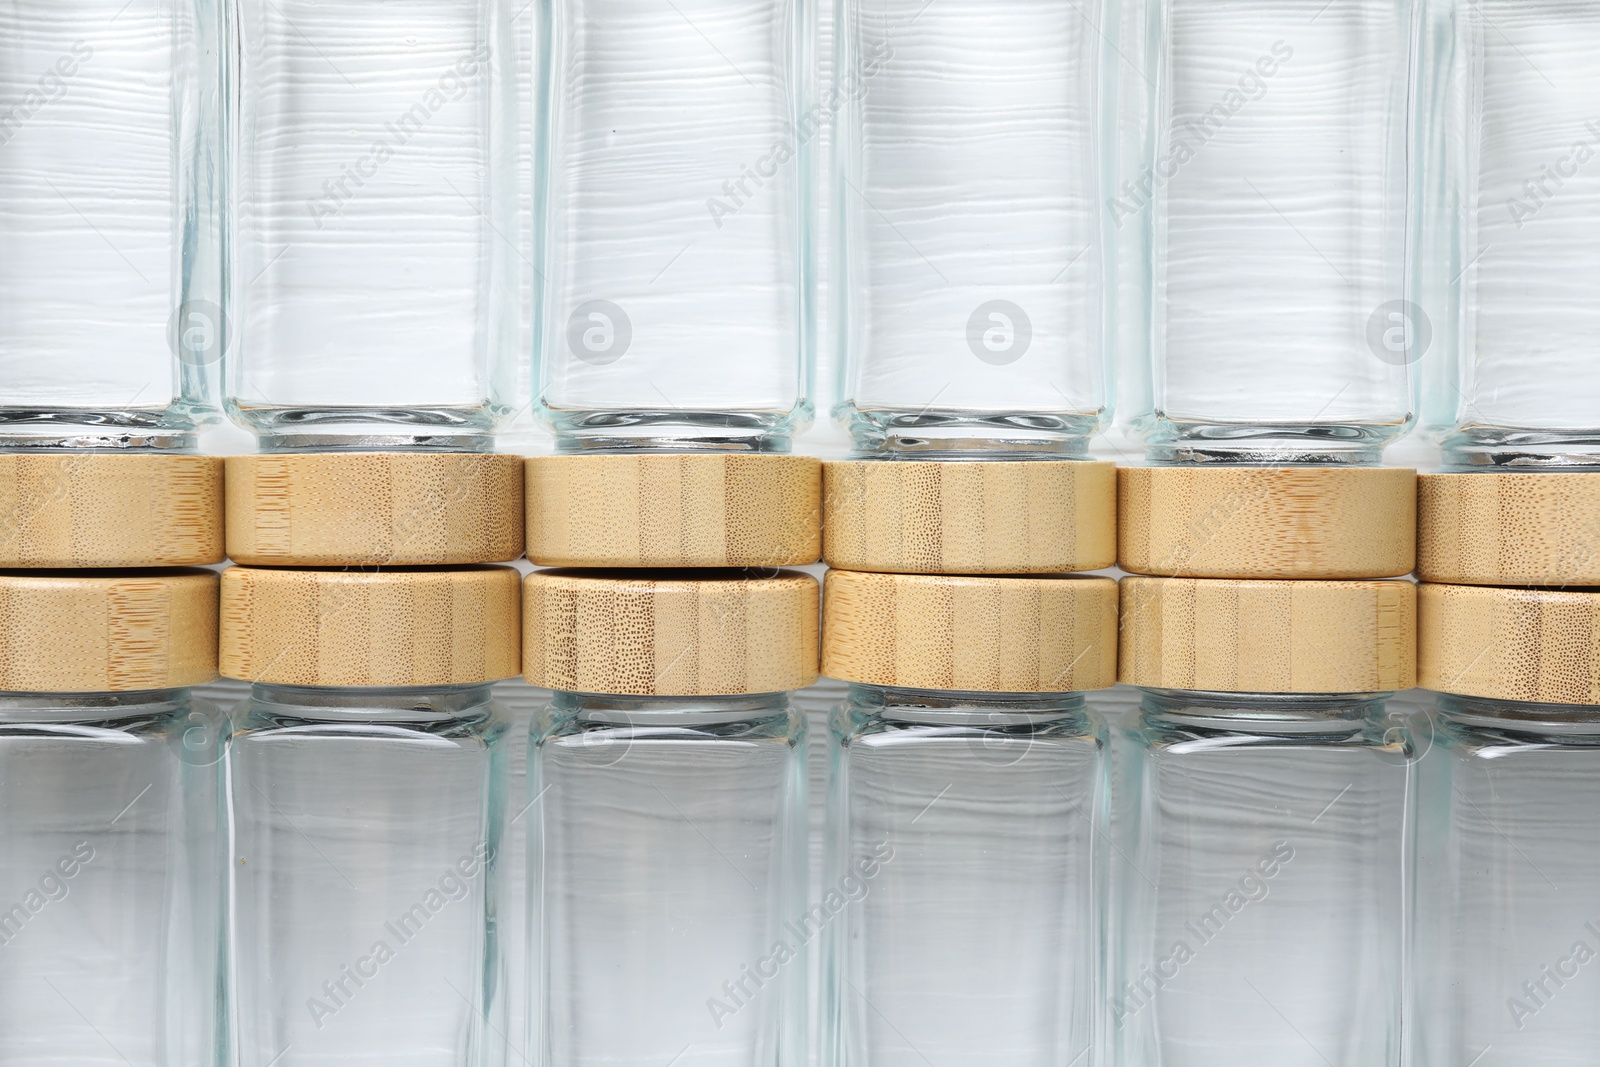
{"left": 0, "top": 453, "right": 222, "bottom": 567}
{"left": 1420, "top": 583, "right": 1600, "bottom": 704}
{"left": 524, "top": 569, "right": 819, "bottom": 695}
{"left": 821, "top": 570, "right": 1118, "bottom": 693}
{"left": 226, "top": 453, "right": 523, "bottom": 566}
{"left": 526, "top": 454, "right": 820, "bottom": 568}
{"left": 823, "top": 459, "right": 1115, "bottom": 574}
{"left": 1119, "top": 465, "right": 1416, "bottom": 578}
{"left": 1120, "top": 576, "right": 1416, "bottom": 692}
{"left": 1419, "top": 472, "right": 1600, "bottom": 586}
{"left": 220, "top": 566, "right": 521, "bottom": 686}
{"left": 0, "top": 570, "right": 218, "bottom": 691}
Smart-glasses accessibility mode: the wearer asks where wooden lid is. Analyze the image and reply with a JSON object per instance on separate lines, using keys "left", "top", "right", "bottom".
{"left": 1120, "top": 576, "right": 1416, "bottom": 693}
{"left": 0, "top": 570, "right": 218, "bottom": 691}
{"left": 0, "top": 453, "right": 222, "bottom": 567}
{"left": 220, "top": 565, "right": 521, "bottom": 686}
{"left": 821, "top": 570, "right": 1118, "bottom": 693}
{"left": 226, "top": 453, "right": 523, "bottom": 566}
{"left": 823, "top": 459, "right": 1116, "bottom": 574}
{"left": 1119, "top": 465, "right": 1416, "bottom": 579}
{"left": 523, "top": 569, "right": 819, "bottom": 695}
{"left": 1419, "top": 472, "right": 1600, "bottom": 586}
{"left": 1420, "top": 583, "right": 1600, "bottom": 704}
{"left": 526, "top": 454, "right": 821, "bottom": 568}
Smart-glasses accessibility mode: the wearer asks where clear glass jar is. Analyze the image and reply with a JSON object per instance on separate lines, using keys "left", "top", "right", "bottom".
{"left": 0, "top": 689, "right": 221, "bottom": 1065}
{"left": 0, "top": 1, "right": 221, "bottom": 450}
{"left": 533, "top": 0, "right": 810, "bottom": 453}
{"left": 1117, "top": 690, "right": 1412, "bottom": 1067}
{"left": 1419, "top": 0, "right": 1600, "bottom": 467}
{"left": 227, "top": 684, "right": 505, "bottom": 1066}
{"left": 228, "top": 2, "right": 516, "bottom": 451}
{"left": 1415, "top": 695, "right": 1600, "bottom": 1064}
{"left": 1122, "top": 0, "right": 1417, "bottom": 463}
{"left": 825, "top": 686, "right": 1105, "bottom": 1067}
{"left": 833, "top": 0, "right": 1110, "bottom": 457}
{"left": 531, "top": 692, "right": 808, "bottom": 1065}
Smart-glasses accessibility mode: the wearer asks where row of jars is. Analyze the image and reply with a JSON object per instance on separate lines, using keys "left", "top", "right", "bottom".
{"left": 1, "top": 570, "right": 1590, "bottom": 1066}
{"left": 2, "top": 0, "right": 1593, "bottom": 465}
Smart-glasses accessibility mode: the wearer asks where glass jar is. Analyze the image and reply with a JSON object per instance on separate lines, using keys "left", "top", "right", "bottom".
{"left": 533, "top": 0, "right": 809, "bottom": 452}
{"left": 825, "top": 685, "right": 1105, "bottom": 1067}
{"left": 1419, "top": 0, "right": 1600, "bottom": 467}
{"left": 531, "top": 692, "right": 808, "bottom": 1066}
{"left": 228, "top": 1, "right": 516, "bottom": 451}
{"left": 0, "top": 0, "right": 221, "bottom": 450}
{"left": 227, "top": 684, "right": 506, "bottom": 1066}
{"left": 0, "top": 689, "right": 221, "bottom": 1066}
{"left": 833, "top": 0, "right": 1110, "bottom": 457}
{"left": 1117, "top": 690, "right": 1412, "bottom": 1067}
{"left": 1416, "top": 695, "right": 1600, "bottom": 1064}
{"left": 1121, "top": 0, "right": 1418, "bottom": 463}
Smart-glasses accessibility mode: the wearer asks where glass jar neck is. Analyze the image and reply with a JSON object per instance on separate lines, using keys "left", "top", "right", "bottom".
{"left": 249, "top": 683, "right": 494, "bottom": 722}
{"left": 1437, "top": 693, "right": 1600, "bottom": 739}
{"left": 551, "top": 691, "right": 790, "bottom": 726}
{"left": 848, "top": 684, "right": 1087, "bottom": 726}
{"left": 1138, "top": 688, "right": 1391, "bottom": 734}
{"left": 0, "top": 688, "right": 190, "bottom": 723}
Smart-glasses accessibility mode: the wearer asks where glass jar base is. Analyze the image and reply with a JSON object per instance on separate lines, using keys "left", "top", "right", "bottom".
{"left": 0, "top": 408, "right": 196, "bottom": 451}
{"left": 1441, "top": 428, "right": 1600, "bottom": 471}
{"left": 843, "top": 405, "right": 1098, "bottom": 459}
{"left": 547, "top": 407, "right": 801, "bottom": 453}
{"left": 230, "top": 405, "right": 501, "bottom": 453}
{"left": 1137, "top": 415, "right": 1408, "bottom": 466}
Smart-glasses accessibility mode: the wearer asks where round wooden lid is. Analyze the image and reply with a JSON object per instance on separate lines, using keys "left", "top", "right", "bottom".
{"left": 524, "top": 569, "right": 819, "bottom": 695}
{"left": 1120, "top": 576, "right": 1416, "bottom": 693}
{"left": 0, "top": 453, "right": 222, "bottom": 567}
{"left": 1420, "top": 583, "right": 1600, "bottom": 704}
{"left": 0, "top": 570, "right": 218, "bottom": 691}
{"left": 226, "top": 453, "right": 523, "bottom": 566}
{"left": 1419, "top": 472, "right": 1600, "bottom": 586}
{"left": 821, "top": 570, "right": 1118, "bottom": 693}
{"left": 823, "top": 459, "right": 1116, "bottom": 574}
{"left": 220, "top": 565, "right": 521, "bottom": 686}
{"left": 526, "top": 454, "right": 821, "bottom": 568}
{"left": 1119, "top": 465, "right": 1416, "bottom": 579}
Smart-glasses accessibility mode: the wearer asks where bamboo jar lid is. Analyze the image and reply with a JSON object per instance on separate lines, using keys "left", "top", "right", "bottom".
{"left": 1119, "top": 465, "right": 1416, "bottom": 579}
{"left": 823, "top": 459, "right": 1116, "bottom": 574}
{"left": 0, "top": 453, "right": 223, "bottom": 567}
{"left": 1419, "top": 472, "right": 1600, "bottom": 586}
{"left": 1420, "top": 583, "right": 1600, "bottom": 704}
{"left": 0, "top": 570, "right": 218, "bottom": 691}
{"left": 226, "top": 453, "right": 524, "bottom": 566}
{"left": 523, "top": 569, "right": 819, "bottom": 696}
{"left": 1120, "top": 576, "right": 1416, "bottom": 693}
{"left": 220, "top": 566, "right": 521, "bottom": 687}
{"left": 821, "top": 570, "right": 1118, "bottom": 693}
{"left": 526, "top": 454, "right": 821, "bottom": 568}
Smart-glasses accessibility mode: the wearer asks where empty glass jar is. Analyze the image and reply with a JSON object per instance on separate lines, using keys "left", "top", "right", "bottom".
{"left": 1419, "top": 0, "right": 1600, "bottom": 467}
{"left": 228, "top": 1, "right": 516, "bottom": 450}
{"left": 534, "top": 0, "right": 809, "bottom": 452}
{"left": 825, "top": 686, "right": 1105, "bottom": 1067}
{"left": 1118, "top": 690, "right": 1412, "bottom": 1067}
{"left": 1416, "top": 694, "right": 1600, "bottom": 1065}
{"left": 0, "top": 0, "right": 221, "bottom": 449}
{"left": 1122, "top": 0, "right": 1418, "bottom": 462}
{"left": 833, "top": 0, "right": 1109, "bottom": 457}
{"left": 228, "top": 683, "right": 506, "bottom": 1067}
